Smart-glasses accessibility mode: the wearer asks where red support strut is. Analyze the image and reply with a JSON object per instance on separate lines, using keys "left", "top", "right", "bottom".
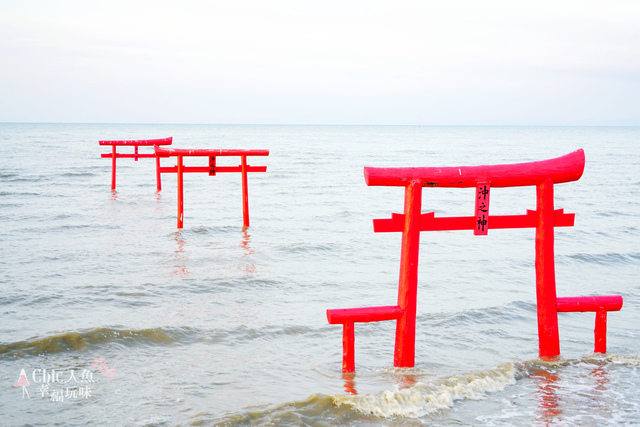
{"left": 556, "top": 295, "right": 623, "bottom": 353}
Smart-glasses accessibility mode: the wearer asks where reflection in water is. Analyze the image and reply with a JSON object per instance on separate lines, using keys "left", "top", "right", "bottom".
{"left": 590, "top": 365, "right": 610, "bottom": 392}
{"left": 533, "top": 368, "right": 562, "bottom": 424}
{"left": 239, "top": 228, "right": 257, "bottom": 273}
{"left": 531, "top": 363, "right": 613, "bottom": 425}
{"left": 109, "top": 190, "right": 118, "bottom": 201}
{"left": 589, "top": 364, "right": 611, "bottom": 413}
{"left": 172, "top": 231, "right": 189, "bottom": 277}
{"left": 341, "top": 371, "right": 417, "bottom": 396}
{"left": 396, "top": 372, "right": 418, "bottom": 389}
{"left": 342, "top": 372, "right": 357, "bottom": 395}
{"left": 240, "top": 227, "right": 253, "bottom": 256}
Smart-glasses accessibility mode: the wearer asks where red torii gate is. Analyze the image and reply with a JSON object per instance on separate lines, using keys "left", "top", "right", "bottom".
{"left": 154, "top": 147, "right": 269, "bottom": 229}
{"left": 99, "top": 137, "right": 173, "bottom": 190}
{"left": 327, "top": 149, "right": 623, "bottom": 373}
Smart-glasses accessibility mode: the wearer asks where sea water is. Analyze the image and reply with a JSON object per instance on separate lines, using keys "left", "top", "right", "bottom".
{"left": 0, "top": 124, "right": 639, "bottom": 425}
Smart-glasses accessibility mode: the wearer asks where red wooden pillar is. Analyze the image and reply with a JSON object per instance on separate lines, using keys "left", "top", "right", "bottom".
{"left": 155, "top": 148, "right": 162, "bottom": 192}
{"left": 594, "top": 309, "right": 607, "bottom": 353}
{"left": 177, "top": 155, "right": 184, "bottom": 229}
{"left": 394, "top": 180, "right": 423, "bottom": 367}
{"left": 535, "top": 178, "right": 560, "bottom": 358}
{"left": 241, "top": 155, "right": 250, "bottom": 227}
{"left": 111, "top": 145, "right": 117, "bottom": 190}
{"left": 342, "top": 322, "right": 355, "bottom": 373}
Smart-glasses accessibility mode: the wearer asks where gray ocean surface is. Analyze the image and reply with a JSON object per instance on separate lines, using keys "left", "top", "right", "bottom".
{"left": 1, "top": 124, "right": 639, "bottom": 426}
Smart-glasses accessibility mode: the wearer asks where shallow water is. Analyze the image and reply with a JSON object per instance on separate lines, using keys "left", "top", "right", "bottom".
{"left": 1, "top": 124, "right": 639, "bottom": 425}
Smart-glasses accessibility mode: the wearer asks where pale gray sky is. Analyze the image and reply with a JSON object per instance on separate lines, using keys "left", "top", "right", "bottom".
{"left": 1, "top": 0, "right": 639, "bottom": 125}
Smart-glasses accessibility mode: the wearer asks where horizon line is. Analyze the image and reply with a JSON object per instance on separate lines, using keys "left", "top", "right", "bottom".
{"left": 1, "top": 122, "right": 638, "bottom": 127}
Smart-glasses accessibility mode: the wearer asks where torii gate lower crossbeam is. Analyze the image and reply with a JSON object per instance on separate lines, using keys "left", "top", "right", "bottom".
{"left": 155, "top": 147, "right": 269, "bottom": 229}
{"left": 327, "top": 149, "right": 623, "bottom": 372}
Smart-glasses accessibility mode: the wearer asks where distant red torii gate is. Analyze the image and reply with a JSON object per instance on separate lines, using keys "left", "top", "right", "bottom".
{"left": 99, "top": 137, "right": 173, "bottom": 190}
{"left": 327, "top": 149, "right": 623, "bottom": 372}
{"left": 155, "top": 147, "right": 269, "bottom": 229}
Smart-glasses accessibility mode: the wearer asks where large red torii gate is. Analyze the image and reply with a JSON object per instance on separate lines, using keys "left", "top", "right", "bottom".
{"left": 327, "top": 149, "right": 623, "bottom": 372}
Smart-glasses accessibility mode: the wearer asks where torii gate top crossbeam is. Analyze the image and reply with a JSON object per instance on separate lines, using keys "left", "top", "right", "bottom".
{"left": 364, "top": 149, "right": 585, "bottom": 188}
{"left": 99, "top": 137, "right": 173, "bottom": 146}
{"left": 155, "top": 147, "right": 269, "bottom": 157}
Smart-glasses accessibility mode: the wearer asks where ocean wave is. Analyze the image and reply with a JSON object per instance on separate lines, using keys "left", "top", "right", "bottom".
{"left": 218, "top": 324, "right": 326, "bottom": 345}
{"left": 517, "top": 353, "right": 640, "bottom": 376}
{"left": 0, "top": 191, "right": 42, "bottom": 197}
{"left": 276, "top": 242, "right": 338, "bottom": 254}
{"left": 0, "top": 175, "right": 47, "bottom": 183}
{"left": 333, "top": 363, "right": 516, "bottom": 418}
{"left": 215, "top": 355, "right": 640, "bottom": 425}
{"left": 213, "top": 394, "right": 353, "bottom": 426}
{"left": 564, "top": 252, "right": 640, "bottom": 265}
{"left": 423, "top": 300, "right": 535, "bottom": 327}
{"left": 0, "top": 324, "right": 323, "bottom": 359}
{"left": 0, "top": 326, "right": 202, "bottom": 358}
{"left": 61, "top": 172, "right": 95, "bottom": 177}
{"left": 598, "top": 354, "right": 640, "bottom": 367}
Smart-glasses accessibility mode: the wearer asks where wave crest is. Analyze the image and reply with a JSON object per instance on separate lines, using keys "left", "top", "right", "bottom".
{"left": 333, "top": 363, "right": 516, "bottom": 418}
{"left": 0, "top": 326, "right": 199, "bottom": 357}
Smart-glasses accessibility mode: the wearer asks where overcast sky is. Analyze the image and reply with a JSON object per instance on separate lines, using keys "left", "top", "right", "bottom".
{"left": 1, "top": 0, "right": 638, "bottom": 125}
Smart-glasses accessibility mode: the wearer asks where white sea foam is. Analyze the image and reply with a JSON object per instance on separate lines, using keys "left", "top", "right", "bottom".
{"left": 333, "top": 363, "right": 516, "bottom": 418}
{"left": 606, "top": 354, "right": 640, "bottom": 366}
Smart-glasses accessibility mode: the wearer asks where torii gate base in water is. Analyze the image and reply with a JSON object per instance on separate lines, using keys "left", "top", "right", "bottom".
{"left": 327, "top": 149, "right": 623, "bottom": 373}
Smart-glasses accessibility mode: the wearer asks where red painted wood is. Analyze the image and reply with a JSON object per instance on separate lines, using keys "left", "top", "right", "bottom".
{"left": 99, "top": 137, "right": 173, "bottom": 146}
{"left": 156, "top": 155, "right": 162, "bottom": 191}
{"left": 394, "top": 181, "right": 422, "bottom": 368}
{"left": 177, "top": 155, "right": 184, "bottom": 229}
{"left": 326, "top": 306, "right": 404, "bottom": 373}
{"left": 111, "top": 145, "right": 116, "bottom": 190}
{"left": 373, "top": 210, "right": 574, "bottom": 233}
{"left": 155, "top": 147, "right": 269, "bottom": 157}
{"left": 556, "top": 295, "right": 623, "bottom": 312}
{"left": 557, "top": 296, "right": 622, "bottom": 353}
{"left": 474, "top": 184, "right": 490, "bottom": 235}
{"left": 101, "top": 153, "right": 157, "bottom": 159}
{"left": 594, "top": 309, "right": 608, "bottom": 353}
{"left": 343, "top": 322, "right": 355, "bottom": 373}
{"left": 241, "top": 156, "right": 250, "bottom": 227}
{"left": 326, "top": 306, "right": 404, "bottom": 324}
{"left": 209, "top": 156, "right": 216, "bottom": 176}
{"left": 158, "top": 166, "right": 267, "bottom": 174}
{"left": 535, "top": 179, "right": 560, "bottom": 358}
{"left": 364, "top": 149, "right": 585, "bottom": 188}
